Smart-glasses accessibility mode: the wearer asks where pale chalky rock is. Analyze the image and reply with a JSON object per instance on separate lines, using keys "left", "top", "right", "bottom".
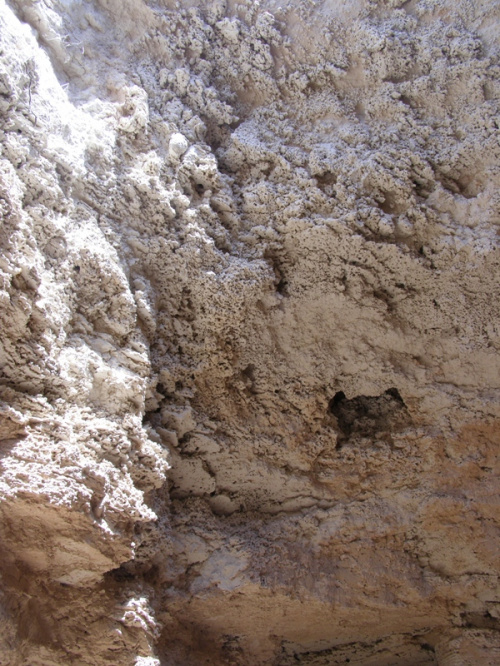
{"left": 168, "top": 133, "right": 189, "bottom": 160}
{"left": 0, "top": 0, "right": 499, "bottom": 664}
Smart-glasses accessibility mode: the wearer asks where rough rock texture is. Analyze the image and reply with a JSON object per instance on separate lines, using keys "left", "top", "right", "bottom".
{"left": 0, "top": 0, "right": 499, "bottom": 663}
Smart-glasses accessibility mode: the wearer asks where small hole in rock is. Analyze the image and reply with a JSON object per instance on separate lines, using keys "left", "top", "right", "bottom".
{"left": 385, "top": 387, "right": 404, "bottom": 404}
{"left": 377, "top": 190, "right": 399, "bottom": 215}
{"left": 277, "top": 278, "right": 288, "bottom": 295}
{"left": 242, "top": 364, "right": 256, "bottom": 381}
{"left": 329, "top": 388, "right": 409, "bottom": 442}
{"left": 329, "top": 391, "right": 346, "bottom": 411}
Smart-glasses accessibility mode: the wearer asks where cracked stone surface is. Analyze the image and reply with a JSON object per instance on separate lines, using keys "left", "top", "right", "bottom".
{"left": 0, "top": 0, "right": 499, "bottom": 663}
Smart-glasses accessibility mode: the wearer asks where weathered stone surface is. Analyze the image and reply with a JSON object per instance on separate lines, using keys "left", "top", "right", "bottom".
{"left": 0, "top": 0, "right": 499, "bottom": 663}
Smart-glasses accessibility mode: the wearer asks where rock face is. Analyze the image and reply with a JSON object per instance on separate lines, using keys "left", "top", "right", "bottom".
{"left": 0, "top": 0, "right": 499, "bottom": 663}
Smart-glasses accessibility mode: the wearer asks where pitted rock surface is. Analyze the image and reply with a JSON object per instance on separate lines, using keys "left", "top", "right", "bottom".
{"left": 0, "top": 0, "right": 499, "bottom": 664}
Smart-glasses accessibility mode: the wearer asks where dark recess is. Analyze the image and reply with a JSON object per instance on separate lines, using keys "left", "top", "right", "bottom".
{"left": 329, "top": 387, "right": 409, "bottom": 447}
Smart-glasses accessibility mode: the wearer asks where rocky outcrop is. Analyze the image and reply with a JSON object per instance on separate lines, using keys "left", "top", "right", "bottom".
{"left": 0, "top": 0, "right": 499, "bottom": 663}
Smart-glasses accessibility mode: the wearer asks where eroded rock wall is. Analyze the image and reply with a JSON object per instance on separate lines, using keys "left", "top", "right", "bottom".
{"left": 0, "top": 0, "right": 499, "bottom": 663}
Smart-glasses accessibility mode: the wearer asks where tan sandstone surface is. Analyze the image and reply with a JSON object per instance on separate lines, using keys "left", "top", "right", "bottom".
{"left": 0, "top": 0, "right": 499, "bottom": 663}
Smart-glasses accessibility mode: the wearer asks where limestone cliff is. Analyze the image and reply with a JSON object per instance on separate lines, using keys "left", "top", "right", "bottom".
{"left": 0, "top": 0, "right": 499, "bottom": 663}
